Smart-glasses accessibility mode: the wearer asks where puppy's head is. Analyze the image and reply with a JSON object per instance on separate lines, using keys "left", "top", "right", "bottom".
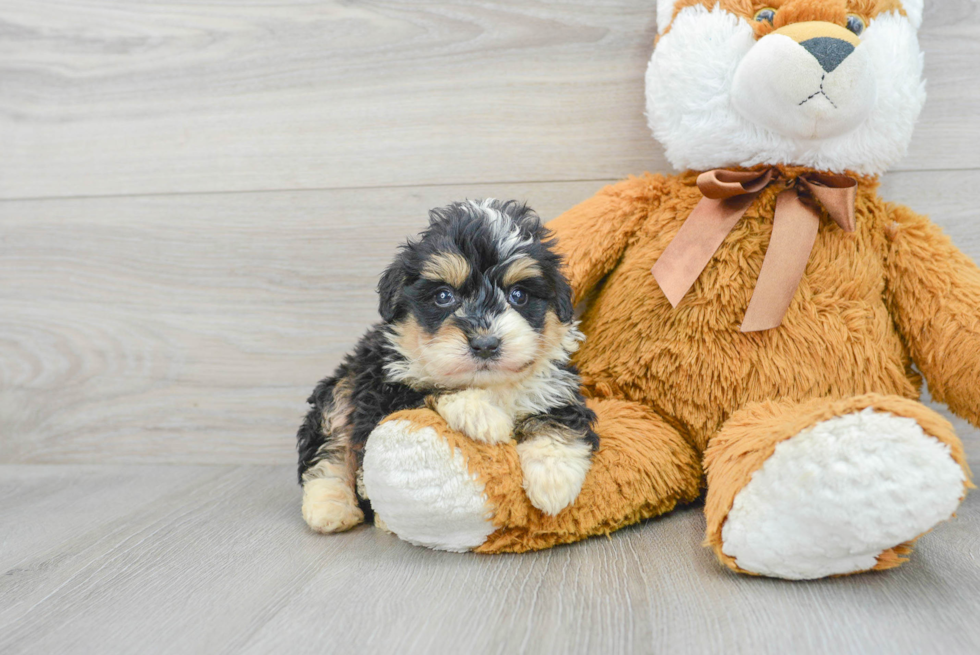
{"left": 379, "top": 199, "right": 578, "bottom": 389}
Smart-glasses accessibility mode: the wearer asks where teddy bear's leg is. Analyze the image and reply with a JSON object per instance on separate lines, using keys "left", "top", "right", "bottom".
{"left": 704, "top": 394, "right": 972, "bottom": 580}
{"left": 362, "top": 399, "right": 701, "bottom": 553}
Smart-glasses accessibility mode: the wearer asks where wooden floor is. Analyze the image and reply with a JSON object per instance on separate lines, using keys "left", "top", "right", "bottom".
{"left": 0, "top": 457, "right": 977, "bottom": 655}
{"left": 2, "top": 1, "right": 979, "bottom": 653}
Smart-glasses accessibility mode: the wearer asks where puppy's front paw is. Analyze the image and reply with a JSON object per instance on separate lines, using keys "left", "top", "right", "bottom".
{"left": 373, "top": 515, "right": 394, "bottom": 535}
{"left": 517, "top": 436, "right": 592, "bottom": 515}
{"left": 436, "top": 391, "right": 513, "bottom": 444}
{"left": 302, "top": 477, "right": 364, "bottom": 533}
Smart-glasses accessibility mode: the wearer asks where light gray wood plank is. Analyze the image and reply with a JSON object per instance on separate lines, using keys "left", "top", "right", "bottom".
{"left": 3, "top": 171, "right": 980, "bottom": 464}
{"left": 879, "top": 169, "right": 980, "bottom": 255}
{"left": 245, "top": 500, "right": 980, "bottom": 655}
{"left": 0, "top": 464, "right": 219, "bottom": 572}
{"left": 0, "top": 1, "right": 977, "bottom": 200}
{"left": 0, "top": 179, "right": 607, "bottom": 464}
{"left": 0, "top": 464, "right": 977, "bottom": 655}
{"left": 0, "top": 465, "right": 346, "bottom": 654}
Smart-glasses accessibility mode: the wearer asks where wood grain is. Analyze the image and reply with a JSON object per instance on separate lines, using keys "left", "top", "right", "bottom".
{"left": 0, "top": 464, "right": 219, "bottom": 572}
{"left": 3, "top": 172, "right": 980, "bottom": 464}
{"left": 0, "top": 464, "right": 977, "bottom": 655}
{"left": 0, "top": 1, "right": 977, "bottom": 200}
{"left": 0, "top": 180, "right": 605, "bottom": 463}
{"left": 2, "top": 2, "right": 980, "bottom": 652}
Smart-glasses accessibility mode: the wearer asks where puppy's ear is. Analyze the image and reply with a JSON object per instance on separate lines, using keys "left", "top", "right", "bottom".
{"left": 501, "top": 201, "right": 542, "bottom": 238}
{"left": 552, "top": 272, "right": 575, "bottom": 323}
{"left": 377, "top": 261, "right": 406, "bottom": 323}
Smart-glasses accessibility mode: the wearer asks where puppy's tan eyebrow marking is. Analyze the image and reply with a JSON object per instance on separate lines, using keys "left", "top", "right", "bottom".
{"left": 421, "top": 252, "right": 470, "bottom": 288}
{"left": 501, "top": 256, "right": 543, "bottom": 287}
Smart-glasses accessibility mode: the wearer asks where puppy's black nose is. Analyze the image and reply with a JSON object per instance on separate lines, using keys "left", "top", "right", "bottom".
{"left": 469, "top": 335, "right": 501, "bottom": 359}
{"left": 800, "top": 37, "right": 855, "bottom": 73}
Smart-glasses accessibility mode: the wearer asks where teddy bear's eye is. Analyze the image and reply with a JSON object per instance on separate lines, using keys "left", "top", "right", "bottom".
{"left": 846, "top": 14, "right": 866, "bottom": 35}
{"left": 754, "top": 7, "right": 776, "bottom": 24}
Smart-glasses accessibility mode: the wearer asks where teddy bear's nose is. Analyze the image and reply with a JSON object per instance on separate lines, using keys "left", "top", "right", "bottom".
{"left": 800, "top": 37, "right": 855, "bottom": 73}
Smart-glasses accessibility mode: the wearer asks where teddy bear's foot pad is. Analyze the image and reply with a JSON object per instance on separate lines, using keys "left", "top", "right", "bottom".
{"left": 721, "top": 408, "right": 966, "bottom": 580}
{"left": 362, "top": 419, "right": 496, "bottom": 552}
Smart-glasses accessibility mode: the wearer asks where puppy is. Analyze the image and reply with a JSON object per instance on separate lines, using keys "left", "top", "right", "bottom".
{"left": 297, "top": 199, "right": 598, "bottom": 534}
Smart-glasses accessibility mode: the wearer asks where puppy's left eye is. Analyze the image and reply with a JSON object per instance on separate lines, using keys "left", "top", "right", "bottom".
{"left": 508, "top": 287, "right": 528, "bottom": 307}
{"left": 433, "top": 287, "right": 457, "bottom": 308}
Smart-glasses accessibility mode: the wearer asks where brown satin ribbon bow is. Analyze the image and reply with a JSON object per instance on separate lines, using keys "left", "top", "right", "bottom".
{"left": 651, "top": 168, "right": 857, "bottom": 332}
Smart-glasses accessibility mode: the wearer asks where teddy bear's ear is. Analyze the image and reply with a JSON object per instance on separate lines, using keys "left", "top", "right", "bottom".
{"left": 902, "top": 0, "right": 924, "bottom": 29}
{"left": 657, "top": 0, "right": 679, "bottom": 34}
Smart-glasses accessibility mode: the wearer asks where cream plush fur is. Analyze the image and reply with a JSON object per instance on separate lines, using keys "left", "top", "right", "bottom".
{"left": 363, "top": 420, "right": 496, "bottom": 552}
{"left": 721, "top": 409, "right": 966, "bottom": 579}
{"left": 646, "top": 5, "right": 925, "bottom": 174}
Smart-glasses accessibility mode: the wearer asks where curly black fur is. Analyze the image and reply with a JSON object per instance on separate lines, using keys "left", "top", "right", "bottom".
{"left": 296, "top": 326, "right": 427, "bottom": 484}
{"left": 297, "top": 199, "right": 597, "bottom": 513}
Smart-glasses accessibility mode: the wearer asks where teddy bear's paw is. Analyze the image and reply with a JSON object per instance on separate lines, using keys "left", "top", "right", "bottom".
{"left": 362, "top": 419, "right": 496, "bottom": 552}
{"left": 435, "top": 390, "right": 513, "bottom": 445}
{"left": 301, "top": 475, "right": 364, "bottom": 534}
{"left": 721, "top": 408, "right": 967, "bottom": 580}
{"left": 517, "top": 435, "right": 593, "bottom": 516}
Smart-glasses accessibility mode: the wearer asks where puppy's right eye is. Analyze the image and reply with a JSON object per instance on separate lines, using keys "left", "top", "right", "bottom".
{"left": 754, "top": 7, "right": 775, "bottom": 24}
{"left": 508, "top": 286, "right": 528, "bottom": 307}
{"left": 433, "top": 287, "right": 457, "bottom": 308}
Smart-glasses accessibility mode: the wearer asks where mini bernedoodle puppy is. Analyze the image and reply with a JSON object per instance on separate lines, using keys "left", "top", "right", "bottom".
{"left": 297, "top": 199, "right": 598, "bottom": 534}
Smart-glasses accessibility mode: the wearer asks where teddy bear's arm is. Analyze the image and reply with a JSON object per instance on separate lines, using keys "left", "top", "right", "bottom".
{"left": 884, "top": 203, "right": 980, "bottom": 427}
{"left": 546, "top": 175, "right": 665, "bottom": 304}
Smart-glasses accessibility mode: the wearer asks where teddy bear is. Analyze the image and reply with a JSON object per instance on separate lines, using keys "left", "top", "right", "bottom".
{"left": 357, "top": 0, "right": 976, "bottom": 579}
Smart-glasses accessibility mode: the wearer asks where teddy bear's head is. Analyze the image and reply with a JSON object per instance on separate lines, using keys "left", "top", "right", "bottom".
{"left": 646, "top": 1, "right": 925, "bottom": 175}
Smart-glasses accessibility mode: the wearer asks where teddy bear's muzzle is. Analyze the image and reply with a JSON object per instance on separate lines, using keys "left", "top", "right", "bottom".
{"left": 731, "top": 20, "right": 876, "bottom": 141}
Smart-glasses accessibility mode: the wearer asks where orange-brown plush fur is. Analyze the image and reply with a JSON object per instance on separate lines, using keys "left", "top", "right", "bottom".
{"left": 702, "top": 393, "right": 970, "bottom": 574}
{"left": 395, "top": 167, "right": 975, "bottom": 562}
{"left": 361, "top": 1, "right": 974, "bottom": 573}
{"left": 544, "top": 170, "right": 975, "bottom": 565}
{"left": 662, "top": 0, "right": 905, "bottom": 38}
{"left": 560, "top": 170, "right": 921, "bottom": 452}
{"left": 382, "top": 398, "right": 702, "bottom": 553}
